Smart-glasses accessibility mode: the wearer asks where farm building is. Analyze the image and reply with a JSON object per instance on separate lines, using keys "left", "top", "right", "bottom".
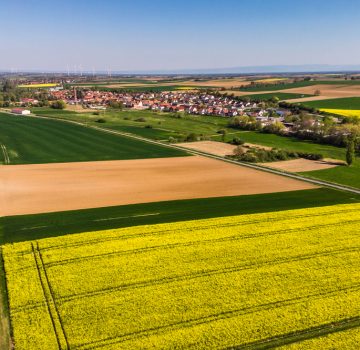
{"left": 11, "top": 108, "right": 31, "bottom": 115}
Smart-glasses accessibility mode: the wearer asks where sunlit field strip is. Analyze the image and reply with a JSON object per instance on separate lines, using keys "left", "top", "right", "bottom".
{"left": 321, "top": 108, "right": 360, "bottom": 118}
{"left": 17, "top": 83, "right": 58, "bottom": 88}
{"left": 3, "top": 203, "right": 360, "bottom": 349}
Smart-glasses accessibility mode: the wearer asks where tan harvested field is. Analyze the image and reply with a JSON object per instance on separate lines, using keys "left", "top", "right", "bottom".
{"left": 177, "top": 141, "right": 273, "bottom": 156}
{"left": 283, "top": 84, "right": 360, "bottom": 96}
{"left": 285, "top": 95, "right": 339, "bottom": 103}
{"left": 182, "top": 79, "right": 251, "bottom": 88}
{"left": 261, "top": 158, "right": 340, "bottom": 172}
{"left": 0, "top": 156, "right": 316, "bottom": 216}
{"left": 177, "top": 141, "right": 238, "bottom": 156}
{"left": 65, "top": 104, "right": 95, "bottom": 113}
{"left": 97, "top": 79, "right": 253, "bottom": 89}
{"left": 224, "top": 84, "right": 360, "bottom": 101}
{"left": 222, "top": 90, "right": 267, "bottom": 97}
{"left": 283, "top": 84, "right": 360, "bottom": 102}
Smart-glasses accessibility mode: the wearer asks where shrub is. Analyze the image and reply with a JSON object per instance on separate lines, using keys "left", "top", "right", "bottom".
{"left": 109, "top": 101, "right": 123, "bottom": 109}
{"left": 135, "top": 117, "right": 146, "bottom": 122}
{"left": 95, "top": 118, "right": 106, "bottom": 123}
{"left": 145, "top": 125, "right": 153, "bottom": 129}
{"left": 186, "top": 133, "right": 198, "bottom": 142}
{"left": 51, "top": 100, "right": 66, "bottom": 109}
{"left": 230, "top": 147, "right": 322, "bottom": 163}
{"left": 230, "top": 137, "right": 245, "bottom": 146}
{"left": 297, "top": 152, "right": 323, "bottom": 160}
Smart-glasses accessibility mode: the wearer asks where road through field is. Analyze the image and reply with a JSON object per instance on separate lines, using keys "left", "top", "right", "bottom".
{"left": 0, "top": 156, "right": 316, "bottom": 216}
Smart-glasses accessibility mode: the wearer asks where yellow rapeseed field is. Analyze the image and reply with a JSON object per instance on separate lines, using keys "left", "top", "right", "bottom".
{"left": 321, "top": 108, "right": 360, "bottom": 118}
{"left": 255, "top": 78, "right": 289, "bottom": 83}
{"left": 17, "top": 83, "right": 58, "bottom": 88}
{"left": 3, "top": 203, "right": 360, "bottom": 349}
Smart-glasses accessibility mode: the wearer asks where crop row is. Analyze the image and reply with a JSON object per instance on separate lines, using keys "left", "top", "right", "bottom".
{"left": 3, "top": 203, "right": 360, "bottom": 349}
{"left": 2, "top": 244, "right": 60, "bottom": 349}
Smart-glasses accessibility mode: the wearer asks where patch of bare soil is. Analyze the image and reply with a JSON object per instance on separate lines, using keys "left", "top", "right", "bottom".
{"left": 261, "top": 158, "right": 340, "bottom": 172}
{"left": 1, "top": 156, "right": 316, "bottom": 216}
{"left": 224, "top": 84, "right": 360, "bottom": 101}
{"left": 177, "top": 141, "right": 238, "bottom": 156}
{"left": 65, "top": 105, "right": 95, "bottom": 113}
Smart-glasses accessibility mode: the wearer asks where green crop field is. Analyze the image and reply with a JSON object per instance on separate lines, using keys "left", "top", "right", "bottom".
{"left": 31, "top": 107, "right": 231, "bottom": 141}
{"left": 299, "top": 97, "right": 360, "bottom": 110}
{"left": 219, "top": 130, "right": 347, "bottom": 159}
{"left": 3, "top": 203, "right": 360, "bottom": 349}
{"left": 241, "top": 92, "right": 313, "bottom": 101}
{"left": 0, "top": 113, "right": 187, "bottom": 164}
{"left": 214, "top": 131, "right": 360, "bottom": 189}
{"left": 29, "top": 108, "right": 360, "bottom": 188}
{"left": 238, "top": 80, "right": 360, "bottom": 92}
{"left": 1, "top": 188, "right": 358, "bottom": 245}
{"left": 238, "top": 81, "right": 317, "bottom": 92}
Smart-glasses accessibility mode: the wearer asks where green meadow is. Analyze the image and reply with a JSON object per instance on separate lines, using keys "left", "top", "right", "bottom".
{"left": 300, "top": 97, "right": 360, "bottom": 110}
{"left": 0, "top": 113, "right": 187, "bottom": 164}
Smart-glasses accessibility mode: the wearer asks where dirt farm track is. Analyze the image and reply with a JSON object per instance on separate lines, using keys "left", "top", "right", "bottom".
{"left": 0, "top": 156, "right": 316, "bottom": 216}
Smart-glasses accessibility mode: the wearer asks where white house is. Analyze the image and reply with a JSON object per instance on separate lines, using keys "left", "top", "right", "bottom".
{"left": 11, "top": 108, "right": 31, "bottom": 115}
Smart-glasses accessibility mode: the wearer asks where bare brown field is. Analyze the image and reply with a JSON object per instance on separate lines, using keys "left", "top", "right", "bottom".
{"left": 222, "top": 90, "right": 270, "bottom": 96}
{"left": 101, "top": 79, "right": 252, "bottom": 89}
{"left": 285, "top": 96, "right": 339, "bottom": 103}
{"left": 282, "top": 84, "right": 360, "bottom": 100}
{"left": 181, "top": 79, "right": 251, "bottom": 88}
{"left": 224, "top": 84, "right": 360, "bottom": 101}
{"left": 261, "top": 158, "right": 340, "bottom": 172}
{"left": 177, "top": 141, "right": 237, "bottom": 156}
{"left": 0, "top": 156, "right": 316, "bottom": 216}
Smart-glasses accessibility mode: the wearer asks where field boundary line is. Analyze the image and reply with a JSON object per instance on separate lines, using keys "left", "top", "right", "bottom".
{"left": 31, "top": 242, "right": 69, "bottom": 350}
{"left": 0, "top": 144, "right": 10, "bottom": 164}
{"left": 93, "top": 212, "right": 160, "bottom": 222}
{"left": 22, "top": 112, "right": 360, "bottom": 195}
{"left": 226, "top": 316, "right": 360, "bottom": 349}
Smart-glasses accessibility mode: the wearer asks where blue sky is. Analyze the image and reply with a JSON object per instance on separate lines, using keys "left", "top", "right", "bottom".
{"left": 0, "top": 0, "right": 359, "bottom": 72}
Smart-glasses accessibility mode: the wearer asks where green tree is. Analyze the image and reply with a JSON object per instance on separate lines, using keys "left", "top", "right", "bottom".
{"left": 346, "top": 135, "right": 356, "bottom": 166}
{"left": 2, "top": 79, "right": 15, "bottom": 92}
{"left": 263, "top": 121, "right": 285, "bottom": 134}
{"left": 217, "top": 129, "right": 227, "bottom": 142}
{"left": 109, "top": 101, "right": 123, "bottom": 110}
{"left": 51, "top": 100, "right": 66, "bottom": 109}
{"left": 186, "top": 133, "right": 198, "bottom": 142}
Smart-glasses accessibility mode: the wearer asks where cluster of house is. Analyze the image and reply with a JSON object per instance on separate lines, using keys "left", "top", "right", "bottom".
{"left": 47, "top": 89, "right": 291, "bottom": 119}
{"left": 12, "top": 89, "right": 302, "bottom": 128}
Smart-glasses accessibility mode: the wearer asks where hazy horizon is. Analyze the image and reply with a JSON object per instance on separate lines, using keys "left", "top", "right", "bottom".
{"left": 2, "top": 64, "right": 360, "bottom": 75}
{"left": 1, "top": 0, "right": 359, "bottom": 72}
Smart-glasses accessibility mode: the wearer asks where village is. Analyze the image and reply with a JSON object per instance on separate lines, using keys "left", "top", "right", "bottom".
{"left": 16, "top": 88, "right": 304, "bottom": 129}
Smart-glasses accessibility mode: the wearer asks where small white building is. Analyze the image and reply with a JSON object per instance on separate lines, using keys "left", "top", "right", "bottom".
{"left": 11, "top": 108, "right": 31, "bottom": 115}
